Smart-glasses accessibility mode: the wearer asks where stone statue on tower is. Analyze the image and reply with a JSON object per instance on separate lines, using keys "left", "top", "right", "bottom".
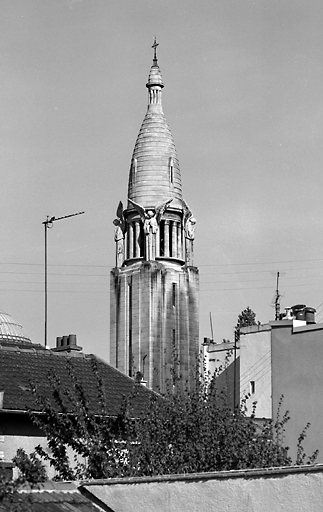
{"left": 113, "top": 201, "right": 126, "bottom": 267}
{"left": 182, "top": 199, "right": 196, "bottom": 266}
{"left": 128, "top": 198, "right": 173, "bottom": 260}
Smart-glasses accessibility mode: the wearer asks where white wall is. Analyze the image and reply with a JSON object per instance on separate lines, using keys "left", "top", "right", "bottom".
{"left": 81, "top": 465, "right": 323, "bottom": 512}
{"left": 239, "top": 328, "right": 272, "bottom": 418}
{"left": 202, "top": 341, "right": 235, "bottom": 378}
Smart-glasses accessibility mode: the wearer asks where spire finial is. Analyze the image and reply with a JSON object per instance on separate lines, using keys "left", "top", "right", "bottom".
{"left": 152, "top": 36, "right": 159, "bottom": 66}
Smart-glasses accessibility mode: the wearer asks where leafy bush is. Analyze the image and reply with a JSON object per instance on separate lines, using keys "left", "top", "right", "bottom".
{"left": 0, "top": 449, "right": 47, "bottom": 511}
{"left": 12, "top": 449, "right": 47, "bottom": 484}
{"left": 28, "top": 356, "right": 317, "bottom": 480}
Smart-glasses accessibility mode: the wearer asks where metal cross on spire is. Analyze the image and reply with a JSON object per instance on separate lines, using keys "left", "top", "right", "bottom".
{"left": 152, "top": 36, "right": 159, "bottom": 66}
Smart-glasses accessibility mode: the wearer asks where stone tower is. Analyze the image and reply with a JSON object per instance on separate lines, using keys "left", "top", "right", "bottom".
{"left": 110, "top": 41, "right": 199, "bottom": 392}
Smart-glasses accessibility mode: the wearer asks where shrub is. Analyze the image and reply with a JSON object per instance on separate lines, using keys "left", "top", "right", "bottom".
{"left": 27, "top": 357, "right": 317, "bottom": 480}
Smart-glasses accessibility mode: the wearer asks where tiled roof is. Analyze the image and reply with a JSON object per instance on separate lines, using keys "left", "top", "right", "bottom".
{"left": 0, "top": 343, "right": 153, "bottom": 417}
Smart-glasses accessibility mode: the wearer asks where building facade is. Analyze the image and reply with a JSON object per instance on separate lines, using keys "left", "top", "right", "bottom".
{"left": 239, "top": 305, "right": 323, "bottom": 462}
{"left": 203, "top": 304, "right": 323, "bottom": 462}
{"left": 110, "top": 43, "right": 199, "bottom": 392}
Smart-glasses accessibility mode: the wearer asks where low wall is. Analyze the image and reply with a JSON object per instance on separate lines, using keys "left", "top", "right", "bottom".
{"left": 80, "top": 465, "right": 323, "bottom": 512}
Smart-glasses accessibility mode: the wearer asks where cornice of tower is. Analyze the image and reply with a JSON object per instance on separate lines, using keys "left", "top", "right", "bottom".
{"left": 127, "top": 40, "right": 183, "bottom": 210}
{"left": 146, "top": 64, "right": 164, "bottom": 90}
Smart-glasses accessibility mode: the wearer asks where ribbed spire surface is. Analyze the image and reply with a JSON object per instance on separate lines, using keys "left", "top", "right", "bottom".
{"left": 127, "top": 44, "right": 182, "bottom": 209}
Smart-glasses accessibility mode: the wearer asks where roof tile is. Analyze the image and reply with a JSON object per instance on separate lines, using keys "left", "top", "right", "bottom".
{"left": 0, "top": 345, "right": 153, "bottom": 417}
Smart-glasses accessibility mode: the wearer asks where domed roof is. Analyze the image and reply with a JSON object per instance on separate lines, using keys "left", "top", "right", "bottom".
{"left": 127, "top": 46, "right": 182, "bottom": 209}
{"left": 0, "top": 311, "right": 31, "bottom": 343}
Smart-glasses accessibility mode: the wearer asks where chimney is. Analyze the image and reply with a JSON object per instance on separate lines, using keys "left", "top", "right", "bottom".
{"left": 52, "top": 334, "right": 82, "bottom": 353}
{"left": 305, "top": 307, "right": 316, "bottom": 324}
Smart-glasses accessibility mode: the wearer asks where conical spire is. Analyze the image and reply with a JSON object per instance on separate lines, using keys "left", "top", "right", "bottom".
{"left": 127, "top": 40, "right": 182, "bottom": 209}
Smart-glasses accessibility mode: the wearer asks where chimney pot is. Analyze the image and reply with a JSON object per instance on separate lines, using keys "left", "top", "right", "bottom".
{"left": 68, "top": 334, "right": 77, "bottom": 346}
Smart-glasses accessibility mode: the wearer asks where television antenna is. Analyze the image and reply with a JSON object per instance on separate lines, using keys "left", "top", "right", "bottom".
{"left": 42, "top": 211, "right": 84, "bottom": 348}
{"left": 274, "top": 271, "right": 281, "bottom": 320}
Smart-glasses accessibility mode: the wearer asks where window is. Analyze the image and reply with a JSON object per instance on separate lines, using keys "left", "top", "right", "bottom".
{"left": 172, "top": 283, "right": 176, "bottom": 307}
{"left": 159, "top": 220, "right": 165, "bottom": 256}
{"left": 139, "top": 222, "right": 145, "bottom": 257}
{"left": 250, "top": 381, "right": 256, "bottom": 395}
{"left": 169, "top": 157, "right": 174, "bottom": 184}
{"left": 169, "top": 224, "right": 173, "bottom": 256}
{"left": 131, "top": 158, "right": 137, "bottom": 185}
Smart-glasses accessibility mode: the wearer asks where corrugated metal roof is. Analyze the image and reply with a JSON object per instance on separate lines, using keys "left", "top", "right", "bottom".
{"left": 0, "top": 485, "right": 106, "bottom": 511}
{"left": 19, "top": 490, "right": 101, "bottom": 511}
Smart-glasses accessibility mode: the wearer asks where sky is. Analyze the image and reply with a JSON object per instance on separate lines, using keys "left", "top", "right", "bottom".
{"left": 0, "top": 0, "right": 323, "bottom": 361}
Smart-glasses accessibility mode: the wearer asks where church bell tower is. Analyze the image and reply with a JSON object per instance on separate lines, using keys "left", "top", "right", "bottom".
{"left": 110, "top": 40, "right": 199, "bottom": 392}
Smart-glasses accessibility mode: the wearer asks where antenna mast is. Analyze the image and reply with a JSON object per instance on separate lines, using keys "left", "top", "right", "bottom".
{"left": 43, "top": 211, "right": 84, "bottom": 348}
{"left": 275, "top": 271, "right": 281, "bottom": 320}
{"left": 209, "top": 312, "right": 214, "bottom": 341}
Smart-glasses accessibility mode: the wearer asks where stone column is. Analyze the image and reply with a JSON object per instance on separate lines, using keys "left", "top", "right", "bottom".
{"left": 177, "top": 222, "right": 182, "bottom": 259}
{"left": 164, "top": 220, "right": 170, "bottom": 257}
{"left": 156, "top": 224, "right": 160, "bottom": 257}
{"left": 128, "top": 223, "right": 134, "bottom": 259}
{"left": 171, "top": 221, "right": 177, "bottom": 258}
{"left": 134, "top": 221, "right": 140, "bottom": 258}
